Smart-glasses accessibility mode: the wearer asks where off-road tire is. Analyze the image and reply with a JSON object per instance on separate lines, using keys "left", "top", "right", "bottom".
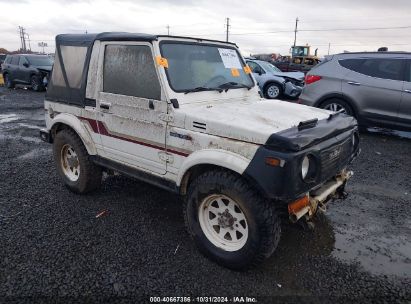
{"left": 31, "top": 75, "right": 44, "bottom": 92}
{"left": 4, "top": 74, "right": 14, "bottom": 89}
{"left": 53, "top": 129, "right": 102, "bottom": 194}
{"left": 184, "top": 170, "right": 281, "bottom": 270}
{"left": 264, "top": 82, "right": 282, "bottom": 99}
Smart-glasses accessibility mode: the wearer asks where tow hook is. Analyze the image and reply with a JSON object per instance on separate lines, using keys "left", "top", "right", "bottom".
{"left": 288, "top": 170, "right": 353, "bottom": 223}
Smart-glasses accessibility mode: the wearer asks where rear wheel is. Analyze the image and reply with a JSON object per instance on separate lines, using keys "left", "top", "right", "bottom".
{"left": 53, "top": 129, "right": 102, "bottom": 193}
{"left": 264, "top": 83, "right": 282, "bottom": 99}
{"left": 4, "top": 74, "right": 14, "bottom": 89}
{"left": 184, "top": 170, "right": 281, "bottom": 270}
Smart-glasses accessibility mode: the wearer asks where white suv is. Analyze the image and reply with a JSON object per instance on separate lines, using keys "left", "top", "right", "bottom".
{"left": 40, "top": 32, "right": 359, "bottom": 269}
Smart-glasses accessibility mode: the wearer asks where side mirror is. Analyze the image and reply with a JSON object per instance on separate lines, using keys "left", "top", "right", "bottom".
{"left": 23, "top": 62, "right": 29, "bottom": 68}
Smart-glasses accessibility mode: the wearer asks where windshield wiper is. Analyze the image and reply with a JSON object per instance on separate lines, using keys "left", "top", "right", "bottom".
{"left": 217, "top": 82, "right": 252, "bottom": 91}
{"left": 184, "top": 86, "right": 223, "bottom": 94}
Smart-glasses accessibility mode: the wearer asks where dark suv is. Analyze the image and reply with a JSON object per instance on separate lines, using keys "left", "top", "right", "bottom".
{"left": 1, "top": 54, "right": 53, "bottom": 91}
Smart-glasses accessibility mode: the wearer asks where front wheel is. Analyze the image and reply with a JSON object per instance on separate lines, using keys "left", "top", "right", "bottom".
{"left": 31, "top": 75, "right": 44, "bottom": 92}
{"left": 184, "top": 170, "right": 281, "bottom": 270}
{"left": 264, "top": 83, "right": 282, "bottom": 99}
{"left": 53, "top": 129, "right": 102, "bottom": 193}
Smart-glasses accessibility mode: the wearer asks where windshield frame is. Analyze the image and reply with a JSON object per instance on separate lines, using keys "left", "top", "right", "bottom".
{"left": 159, "top": 40, "right": 255, "bottom": 93}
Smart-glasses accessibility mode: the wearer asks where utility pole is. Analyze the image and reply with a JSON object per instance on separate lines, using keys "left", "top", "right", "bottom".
{"left": 166, "top": 25, "right": 170, "bottom": 36}
{"left": 293, "top": 17, "right": 299, "bottom": 48}
{"left": 18, "top": 26, "right": 27, "bottom": 52}
{"left": 26, "top": 33, "right": 31, "bottom": 52}
{"left": 328, "top": 42, "right": 331, "bottom": 55}
{"left": 225, "top": 17, "right": 230, "bottom": 42}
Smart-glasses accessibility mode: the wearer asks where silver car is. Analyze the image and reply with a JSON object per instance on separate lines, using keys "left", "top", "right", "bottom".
{"left": 299, "top": 52, "right": 411, "bottom": 131}
{"left": 246, "top": 59, "right": 304, "bottom": 99}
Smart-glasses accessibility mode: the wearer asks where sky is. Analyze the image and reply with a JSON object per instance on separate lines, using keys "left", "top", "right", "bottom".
{"left": 0, "top": 0, "right": 410, "bottom": 57}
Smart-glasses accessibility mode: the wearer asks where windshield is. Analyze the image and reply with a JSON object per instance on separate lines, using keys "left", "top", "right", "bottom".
{"left": 258, "top": 61, "right": 281, "bottom": 73}
{"left": 160, "top": 42, "right": 254, "bottom": 92}
{"left": 26, "top": 56, "right": 53, "bottom": 66}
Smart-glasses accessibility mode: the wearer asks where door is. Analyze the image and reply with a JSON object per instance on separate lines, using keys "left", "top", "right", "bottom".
{"left": 96, "top": 42, "right": 167, "bottom": 175}
{"left": 399, "top": 60, "right": 411, "bottom": 126}
{"left": 341, "top": 58, "right": 404, "bottom": 124}
{"left": 17, "top": 56, "right": 30, "bottom": 84}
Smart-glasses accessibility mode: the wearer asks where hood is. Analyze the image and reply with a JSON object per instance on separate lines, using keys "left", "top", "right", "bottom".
{"left": 36, "top": 66, "right": 52, "bottom": 72}
{"left": 181, "top": 97, "right": 331, "bottom": 145}
{"left": 271, "top": 71, "right": 304, "bottom": 81}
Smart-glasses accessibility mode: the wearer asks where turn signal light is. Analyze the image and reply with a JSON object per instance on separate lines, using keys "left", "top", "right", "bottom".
{"left": 288, "top": 195, "right": 309, "bottom": 214}
{"left": 305, "top": 75, "right": 322, "bottom": 85}
{"left": 265, "top": 157, "right": 283, "bottom": 167}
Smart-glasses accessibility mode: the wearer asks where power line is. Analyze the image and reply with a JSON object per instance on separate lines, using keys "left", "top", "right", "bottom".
{"left": 229, "top": 25, "right": 411, "bottom": 36}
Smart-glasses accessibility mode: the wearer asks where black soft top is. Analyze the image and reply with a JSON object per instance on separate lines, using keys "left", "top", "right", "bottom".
{"left": 46, "top": 32, "right": 236, "bottom": 107}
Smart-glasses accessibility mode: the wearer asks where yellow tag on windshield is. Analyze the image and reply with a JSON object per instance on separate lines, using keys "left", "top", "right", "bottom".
{"left": 244, "top": 65, "right": 252, "bottom": 74}
{"left": 156, "top": 56, "right": 169, "bottom": 68}
{"left": 231, "top": 68, "right": 240, "bottom": 77}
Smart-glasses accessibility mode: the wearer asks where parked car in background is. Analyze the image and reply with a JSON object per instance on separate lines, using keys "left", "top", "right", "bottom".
{"left": 246, "top": 59, "right": 304, "bottom": 99}
{"left": 299, "top": 52, "right": 411, "bottom": 131}
{"left": 1, "top": 54, "right": 53, "bottom": 91}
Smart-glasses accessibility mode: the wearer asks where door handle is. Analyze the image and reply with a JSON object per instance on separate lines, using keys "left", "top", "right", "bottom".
{"left": 404, "top": 89, "right": 411, "bottom": 94}
{"left": 100, "top": 102, "right": 111, "bottom": 110}
{"left": 347, "top": 81, "right": 361, "bottom": 86}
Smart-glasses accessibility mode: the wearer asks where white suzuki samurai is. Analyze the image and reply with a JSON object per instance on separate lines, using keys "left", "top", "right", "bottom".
{"left": 40, "top": 32, "right": 359, "bottom": 269}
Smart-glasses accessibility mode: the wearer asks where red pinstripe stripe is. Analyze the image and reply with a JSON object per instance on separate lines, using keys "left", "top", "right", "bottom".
{"left": 79, "top": 117, "right": 189, "bottom": 157}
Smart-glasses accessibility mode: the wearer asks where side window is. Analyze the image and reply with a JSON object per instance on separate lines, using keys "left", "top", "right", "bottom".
{"left": 19, "top": 57, "right": 28, "bottom": 66}
{"left": 339, "top": 59, "right": 365, "bottom": 72}
{"left": 247, "top": 61, "right": 261, "bottom": 73}
{"left": 10, "top": 56, "right": 19, "bottom": 65}
{"left": 103, "top": 44, "right": 161, "bottom": 100}
{"left": 5, "top": 56, "right": 12, "bottom": 64}
{"left": 360, "top": 59, "right": 403, "bottom": 81}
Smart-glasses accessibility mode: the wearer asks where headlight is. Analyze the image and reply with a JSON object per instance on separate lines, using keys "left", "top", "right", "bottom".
{"left": 301, "top": 155, "right": 310, "bottom": 179}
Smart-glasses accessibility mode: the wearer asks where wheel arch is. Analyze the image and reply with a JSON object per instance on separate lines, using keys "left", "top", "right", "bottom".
{"left": 177, "top": 149, "right": 252, "bottom": 195}
{"left": 49, "top": 113, "right": 97, "bottom": 155}
{"left": 316, "top": 93, "right": 360, "bottom": 119}
{"left": 262, "top": 80, "right": 284, "bottom": 93}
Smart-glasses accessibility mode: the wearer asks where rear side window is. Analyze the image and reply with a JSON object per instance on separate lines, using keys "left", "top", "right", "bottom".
{"left": 4, "top": 56, "right": 12, "bottom": 64}
{"left": 103, "top": 45, "right": 161, "bottom": 100}
{"left": 10, "top": 56, "right": 19, "bottom": 65}
{"left": 50, "top": 46, "right": 88, "bottom": 89}
{"left": 339, "top": 58, "right": 404, "bottom": 81}
{"left": 360, "top": 59, "right": 403, "bottom": 81}
{"left": 339, "top": 59, "right": 365, "bottom": 71}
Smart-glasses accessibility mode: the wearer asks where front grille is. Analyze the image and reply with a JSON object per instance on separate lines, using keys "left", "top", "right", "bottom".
{"left": 320, "top": 137, "right": 352, "bottom": 180}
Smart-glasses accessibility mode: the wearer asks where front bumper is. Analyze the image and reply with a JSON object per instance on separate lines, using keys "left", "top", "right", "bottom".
{"left": 289, "top": 169, "right": 353, "bottom": 222}
{"left": 284, "top": 82, "right": 303, "bottom": 98}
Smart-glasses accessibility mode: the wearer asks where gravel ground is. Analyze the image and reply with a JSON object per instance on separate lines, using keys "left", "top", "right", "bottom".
{"left": 0, "top": 87, "right": 410, "bottom": 303}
